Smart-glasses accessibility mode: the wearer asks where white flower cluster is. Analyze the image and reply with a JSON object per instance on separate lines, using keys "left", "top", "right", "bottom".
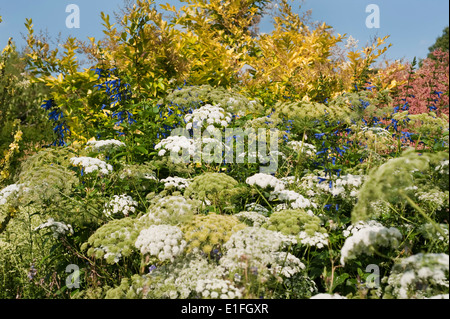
{"left": 149, "top": 255, "right": 226, "bottom": 299}
{"left": 435, "top": 159, "right": 449, "bottom": 175}
{"left": 245, "top": 173, "right": 285, "bottom": 191}
{"left": 340, "top": 222, "right": 402, "bottom": 265}
{"left": 272, "top": 251, "right": 306, "bottom": 277}
{"left": 342, "top": 220, "right": 383, "bottom": 238}
{"left": 416, "top": 190, "right": 448, "bottom": 211}
{"left": 195, "top": 278, "right": 242, "bottom": 299}
{"left": 298, "top": 173, "right": 365, "bottom": 199}
{"left": 160, "top": 176, "right": 191, "bottom": 190}
{"left": 369, "top": 200, "right": 391, "bottom": 217}
{"left": 34, "top": 218, "right": 73, "bottom": 238}
{"left": 298, "top": 231, "right": 329, "bottom": 249}
{"left": 385, "top": 253, "right": 449, "bottom": 299}
{"left": 70, "top": 156, "right": 113, "bottom": 175}
{"left": 269, "top": 189, "right": 318, "bottom": 210}
{"left": 155, "top": 136, "right": 197, "bottom": 157}
{"left": 85, "top": 139, "right": 126, "bottom": 152}
{"left": 135, "top": 225, "right": 186, "bottom": 262}
{"left": 0, "top": 183, "right": 27, "bottom": 206}
{"left": 103, "top": 194, "right": 138, "bottom": 217}
{"left": 235, "top": 211, "right": 269, "bottom": 227}
{"left": 184, "top": 104, "right": 232, "bottom": 131}
{"left": 244, "top": 203, "right": 269, "bottom": 216}
{"left": 220, "top": 227, "right": 301, "bottom": 278}
{"left": 310, "top": 293, "right": 347, "bottom": 299}
{"left": 287, "top": 141, "right": 317, "bottom": 156}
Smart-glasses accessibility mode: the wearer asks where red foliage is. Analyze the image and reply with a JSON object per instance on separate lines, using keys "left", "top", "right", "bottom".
{"left": 395, "top": 50, "right": 449, "bottom": 116}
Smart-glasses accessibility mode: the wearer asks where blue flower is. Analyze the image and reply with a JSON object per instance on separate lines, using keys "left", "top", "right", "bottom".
{"left": 314, "top": 133, "right": 326, "bottom": 139}
{"left": 41, "top": 99, "right": 53, "bottom": 110}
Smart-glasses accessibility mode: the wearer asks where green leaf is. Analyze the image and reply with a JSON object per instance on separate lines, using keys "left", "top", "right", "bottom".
{"left": 134, "top": 146, "right": 148, "bottom": 154}
{"left": 332, "top": 273, "right": 350, "bottom": 291}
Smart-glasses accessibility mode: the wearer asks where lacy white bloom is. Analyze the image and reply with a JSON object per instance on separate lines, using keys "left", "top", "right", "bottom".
{"left": 235, "top": 211, "right": 269, "bottom": 227}
{"left": 155, "top": 136, "right": 197, "bottom": 157}
{"left": 246, "top": 173, "right": 285, "bottom": 191}
{"left": 85, "top": 139, "right": 126, "bottom": 152}
{"left": 195, "top": 278, "right": 242, "bottom": 299}
{"left": 298, "top": 231, "right": 329, "bottom": 249}
{"left": 244, "top": 203, "right": 269, "bottom": 216}
{"left": 160, "top": 176, "right": 191, "bottom": 190}
{"left": 269, "top": 189, "right": 300, "bottom": 202}
{"left": 0, "top": 183, "right": 27, "bottom": 206}
{"left": 342, "top": 220, "right": 384, "bottom": 238}
{"left": 340, "top": 223, "right": 402, "bottom": 265}
{"left": 220, "top": 227, "right": 300, "bottom": 278}
{"left": 298, "top": 173, "right": 365, "bottom": 200}
{"left": 272, "top": 251, "right": 306, "bottom": 277}
{"left": 269, "top": 189, "right": 318, "bottom": 209}
{"left": 103, "top": 194, "right": 138, "bottom": 217}
{"left": 34, "top": 218, "right": 73, "bottom": 238}
{"left": 143, "top": 255, "right": 226, "bottom": 299}
{"left": 184, "top": 104, "right": 232, "bottom": 130}
{"left": 435, "top": 159, "right": 449, "bottom": 175}
{"left": 135, "top": 225, "right": 186, "bottom": 262}
{"left": 70, "top": 156, "right": 113, "bottom": 175}
{"left": 385, "top": 253, "right": 449, "bottom": 299}
{"left": 287, "top": 141, "right": 316, "bottom": 156}
{"left": 416, "top": 190, "right": 448, "bottom": 211}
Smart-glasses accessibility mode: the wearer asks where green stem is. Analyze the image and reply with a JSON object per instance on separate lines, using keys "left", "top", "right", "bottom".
{"left": 253, "top": 186, "right": 273, "bottom": 211}
{"left": 387, "top": 202, "right": 415, "bottom": 224}
{"left": 399, "top": 190, "right": 446, "bottom": 238}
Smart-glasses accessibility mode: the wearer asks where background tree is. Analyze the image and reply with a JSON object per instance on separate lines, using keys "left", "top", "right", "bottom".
{"left": 428, "top": 26, "right": 449, "bottom": 58}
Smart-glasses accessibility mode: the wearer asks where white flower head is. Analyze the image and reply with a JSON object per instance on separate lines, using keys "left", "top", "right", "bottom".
{"left": 70, "top": 156, "right": 113, "bottom": 175}
{"left": 135, "top": 225, "right": 186, "bottom": 262}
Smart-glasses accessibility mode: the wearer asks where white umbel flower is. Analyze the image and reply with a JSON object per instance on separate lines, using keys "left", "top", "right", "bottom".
{"left": 246, "top": 173, "right": 285, "bottom": 191}
{"left": 340, "top": 222, "right": 402, "bottom": 265}
{"left": 85, "top": 139, "right": 126, "bottom": 152}
{"left": 34, "top": 218, "right": 73, "bottom": 238}
{"left": 135, "top": 225, "right": 186, "bottom": 262}
{"left": 184, "top": 104, "right": 232, "bottom": 130}
{"left": 103, "top": 194, "right": 138, "bottom": 217}
{"left": 155, "top": 136, "right": 197, "bottom": 157}
{"left": 70, "top": 156, "right": 113, "bottom": 175}
{"left": 160, "top": 176, "right": 191, "bottom": 190}
{"left": 0, "top": 183, "right": 28, "bottom": 206}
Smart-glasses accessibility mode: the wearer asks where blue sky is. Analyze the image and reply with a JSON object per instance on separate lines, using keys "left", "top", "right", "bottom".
{"left": 0, "top": 0, "right": 448, "bottom": 63}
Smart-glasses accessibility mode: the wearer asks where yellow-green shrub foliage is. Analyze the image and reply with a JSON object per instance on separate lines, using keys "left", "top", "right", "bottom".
{"left": 264, "top": 209, "right": 325, "bottom": 237}
{"left": 181, "top": 213, "right": 246, "bottom": 255}
{"left": 242, "top": 0, "right": 344, "bottom": 102}
{"left": 81, "top": 217, "right": 142, "bottom": 264}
